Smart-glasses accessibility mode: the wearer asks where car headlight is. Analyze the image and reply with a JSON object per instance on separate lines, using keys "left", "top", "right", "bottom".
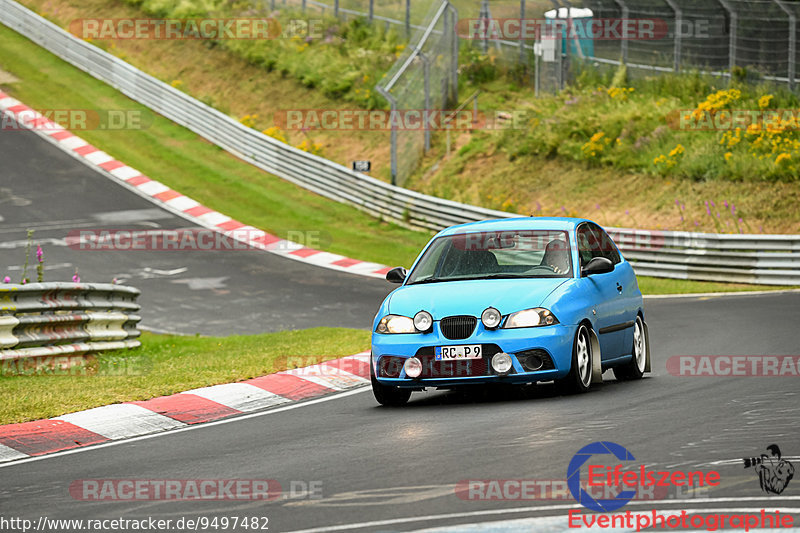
{"left": 376, "top": 315, "right": 416, "bottom": 334}
{"left": 503, "top": 308, "right": 559, "bottom": 328}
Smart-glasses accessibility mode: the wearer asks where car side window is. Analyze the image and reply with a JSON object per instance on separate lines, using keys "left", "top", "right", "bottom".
{"left": 590, "top": 223, "right": 621, "bottom": 264}
{"left": 576, "top": 224, "right": 598, "bottom": 268}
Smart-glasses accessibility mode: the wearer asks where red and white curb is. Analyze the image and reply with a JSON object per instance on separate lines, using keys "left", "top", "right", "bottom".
{"left": 0, "top": 351, "right": 370, "bottom": 463}
{"left": 0, "top": 92, "right": 392, "bottom": 279}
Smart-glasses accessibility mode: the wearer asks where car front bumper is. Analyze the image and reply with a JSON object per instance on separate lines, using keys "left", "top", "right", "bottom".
{"left": 371, "top": 323, "right": 577, "bottom": 388}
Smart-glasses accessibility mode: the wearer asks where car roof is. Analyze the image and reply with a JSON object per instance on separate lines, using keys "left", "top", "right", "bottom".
{"left": 436, "top": 217, "right": 589, "bottom": 236}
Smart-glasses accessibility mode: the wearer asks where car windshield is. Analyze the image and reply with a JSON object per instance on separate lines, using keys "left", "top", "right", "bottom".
{"left": 406, "top": 230, "right": 573, "bottom": 284}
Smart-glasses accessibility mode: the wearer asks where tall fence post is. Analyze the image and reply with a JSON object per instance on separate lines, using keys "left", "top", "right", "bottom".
{"left": 449, "top": 2, "right": 459, "bottom": 105}
{"left": 519, "top": 0, "right": 526, "bottom": 65}
{"left": 376, "top": 86, "right": 398, "bottom": 185}
{"left": 368, "top": 0, "right": 374, "bottom": 22}
{"left": 613, "top": 0, "right": 629, "bottom": 64}
{"left": 479, "top": 0, "right": 490, "bottom": 53}
{"left": 775, "top": 0, "right": 796, "bottom": 91}
{"left": 717, "top": 0, "right": 737, "bottom": 85}
{"left": 420, "top": 51, "right": 431, "bottom": 151}
{"left": 406, "top": 0, "right": 411, "bottom": 36}
{"left": 334, "top": 0, "right": 339, "bottom": 18}
{"left": 664, "top": 0, "right": 682, "bottom": 72}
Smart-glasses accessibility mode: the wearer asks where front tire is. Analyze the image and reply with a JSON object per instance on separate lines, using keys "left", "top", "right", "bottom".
{"left": 371, "top": 375, "right": 411, "bottom": 406}
{"left": 556, "top": 324, "right": 593, "bottom": 394}
{"left": 613, "top": 315, "right": 646, "bottom": 381}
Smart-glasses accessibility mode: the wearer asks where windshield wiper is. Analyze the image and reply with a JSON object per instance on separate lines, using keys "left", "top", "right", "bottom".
{"left": 409, "top": 274, "right": 527, "bottom": 284}
{"left": 407, "top": 277, "right": 445, "bottom": 285}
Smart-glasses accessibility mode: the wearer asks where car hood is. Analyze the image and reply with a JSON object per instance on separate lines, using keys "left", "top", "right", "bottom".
{"left": 388, "top": 278, "right": 570, "bottom": 319}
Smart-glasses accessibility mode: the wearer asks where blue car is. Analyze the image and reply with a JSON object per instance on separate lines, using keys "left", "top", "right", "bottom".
{"left": 370, "top": 217, "right": 651, "bottom": 406}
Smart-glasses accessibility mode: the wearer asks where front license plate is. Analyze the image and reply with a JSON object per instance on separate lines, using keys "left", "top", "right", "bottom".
{"left": 435, "top": 345, "right": 482, "bottom": 361}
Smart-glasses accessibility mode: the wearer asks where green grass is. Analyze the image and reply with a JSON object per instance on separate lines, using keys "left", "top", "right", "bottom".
{"left": 0, "top": 328, "right": 370, "bottom": 424}
{"left": 0, "top": 24, "right": 432, "bottom": 268}
{"left": 636, "top": 276, "right": 796, "bottom": 295}
{"left": 0, "top": 18, "right": 792, "bottom": 298}
{"left": 117, "top": 0, "right": 400, "bottom": 109}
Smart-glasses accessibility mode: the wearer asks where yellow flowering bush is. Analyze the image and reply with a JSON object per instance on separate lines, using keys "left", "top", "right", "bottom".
{"left": 688, "top": 88, "right": 741, "bottom": 121}
{"left": 262, "top": 126, "right": 287, "bottom": 143}
{"left": 603, "top": 87, "right": 635, "bottom": 101}
{"left": 295, "top": 139, "right": 324, "bottom": 156}
{"left": 653, "top": 144, "right": 685, "bottom": 170}
{"left": 581, "top": 132, "right": 611, "bottom": 160}
{"left": 238, "top": 114, "right": 258, "bottom": 129}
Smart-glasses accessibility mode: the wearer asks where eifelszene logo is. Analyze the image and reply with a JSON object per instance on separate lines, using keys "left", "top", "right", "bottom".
{"left": 567, "top": 441, "right": 721, "bottom": 512}
{"left": 744, "top": 444, "right": 795, "bottom": 495}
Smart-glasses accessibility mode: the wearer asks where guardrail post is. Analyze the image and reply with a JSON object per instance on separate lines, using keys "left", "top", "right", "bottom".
{"left": 664, "top": 0, "right": 682, "bottom": 72}
{"left": 775, "top": 0, "right": 796, "bottom": 91}
{"left": 613, "top": 0, "right": 629, "bottom": 64}
{"left": 717, "top": 0, "right": 737, "bottom": 85}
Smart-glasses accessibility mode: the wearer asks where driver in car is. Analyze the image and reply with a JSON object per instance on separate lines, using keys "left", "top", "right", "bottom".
{"left": 542, "top": 238, "right": 570, "bottom": 274}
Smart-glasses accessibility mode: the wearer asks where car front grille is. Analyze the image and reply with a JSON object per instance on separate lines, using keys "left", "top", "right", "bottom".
{"left": 439, "top": 316, "right": 477, "bottom": 340}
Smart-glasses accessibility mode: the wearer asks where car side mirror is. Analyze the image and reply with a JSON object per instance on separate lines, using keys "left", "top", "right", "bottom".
{"left": 386, "top": 267, "right": 407, "bottom": 284}
{"left": 581, "top": 257, "right": 614, "bottom": 276}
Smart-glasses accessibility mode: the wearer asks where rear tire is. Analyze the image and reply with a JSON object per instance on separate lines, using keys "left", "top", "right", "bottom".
{"left": 556, "top": 324, "right": 593, "bottom": 394}
{"left": 371, "top": 374, "right": 412, "bottom": 406}
{"left": 613, "top": 315, "right": 646, "bottom": 381}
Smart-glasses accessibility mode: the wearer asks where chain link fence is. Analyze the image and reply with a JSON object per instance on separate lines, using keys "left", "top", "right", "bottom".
{"left": 376, "top": 0, "right": 459, "bottom": 186}
{"left": 516, "top": 1, "right": 800, "bottom": 91}
{"left": 263, "top": 0, "right": 433, "bottom": 34}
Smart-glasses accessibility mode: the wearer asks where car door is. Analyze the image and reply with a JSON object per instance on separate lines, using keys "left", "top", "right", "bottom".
{"left": 576, "top": 223, "right": 628, "bottom": 360}
{"left": 591, "top": 223, "right": 639, "bottom": 356}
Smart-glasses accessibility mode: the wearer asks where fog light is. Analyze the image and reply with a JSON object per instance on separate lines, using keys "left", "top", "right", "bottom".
{"left": 481, "top": 307, "right": 502, "bottom": 329}
{"left": 491, "top": 352, "right": 513, "bottom": 375}
{"left": 521, "top": 354, "right": 543, "bottom": 371}
{"left": 413, "top": 311, "right": 433, "bottom": 332}
{"left": 404, "top": 357, "right": 423, "bottom": 378}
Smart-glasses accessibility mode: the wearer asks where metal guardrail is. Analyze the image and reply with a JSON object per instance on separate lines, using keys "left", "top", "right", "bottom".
{"left": 1, "top": 0, "right": 799, "bottom": 286}
{"left": 0, "top": 283, "right": 141, "bottom": 360}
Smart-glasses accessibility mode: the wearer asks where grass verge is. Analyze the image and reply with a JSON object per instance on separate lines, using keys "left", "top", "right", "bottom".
{"left": 0, "top": 19, "right": 792, "bottom": 295}
{"left": 0, "top": 23, "right": 432, "bottom": 267}
{"left": 0, "top": 328, "right": 370, "bottom": 424}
